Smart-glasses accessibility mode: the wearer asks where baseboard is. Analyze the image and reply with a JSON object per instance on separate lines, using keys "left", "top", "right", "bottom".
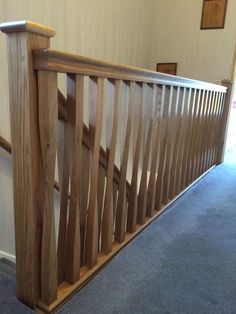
{"left": 0, "top": 250, "right": 16, "bottom": 263}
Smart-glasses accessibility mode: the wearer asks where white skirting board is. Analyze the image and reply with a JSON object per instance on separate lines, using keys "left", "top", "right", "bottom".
{"left": 0, "top": 250, "right": 16, "bottom": 263}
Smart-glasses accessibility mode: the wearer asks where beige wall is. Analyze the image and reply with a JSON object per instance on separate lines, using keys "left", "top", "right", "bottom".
{"left": 150, "top": 0, "right": 236, "bottom": 83}
{"left": 0, "top": 0, "right": 156, "bottom": 140}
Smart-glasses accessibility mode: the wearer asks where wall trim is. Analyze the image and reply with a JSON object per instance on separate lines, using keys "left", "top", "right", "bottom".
{"left": 0, "top": 250, "right": 16, "bottom": 263}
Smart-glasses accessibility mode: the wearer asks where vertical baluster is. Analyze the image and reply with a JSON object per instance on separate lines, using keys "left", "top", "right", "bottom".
{"left": 208, "top": 92, "right": 218, "bottom": 168}
{"left": 195, "top": 90, "right": 206, "bottom": 178}
{"left": 154, "top": 85, "right": 167, "bottom": 210}
{"left": 211, "top": 92, "right": 221, "bottom": 165}
{"left": 146, "top": 85, "right": 163, "bottom": 217}
{"left": 80, "top": 144, "right": 90, "bottom": 264}
{"left": 199, "top": 90, "right": 209, "bottom": 176}
{"left": 85, "top": 77, "right": 105, "bottom": 267}
{"left": 64, "top": 74, "right": 83, "bottom": 284}
{"left": 137, "top": 84, "right": 156, "bottom": 224}
{"left": 188, "top": 90, "right": 200, "bottom": 184}
{"left": 113, "top": 181, "right": 118, "bottom": 231}
{"left": 97, "top": 164, "right": 106, "bottom": 249}
{"left": 215, "top": 92, "right": 226, "bottom": 163}
{"left": 180, "top": 88, "right": 192, "bottom": 191}
{"left": 38, "top": 70, "right": 58, "bottom": 304}
{"left": 155, "top": 85, "right": 170, "bottom": 210}
{"left": 115, "top": 82, "right": 133, "bottom": 242}
{"left": 202, "top": 91, "right": 211, "bottom": 174}
{"left": 162, "top": 86, "right": 175, "bottom": 204}
{"left": 174, "top": 88, "right": 187, "bottom": 195}
{"left": 186, "top": 89, "right": 197, "bottom": 186}
{"left": 182, "top": 89, "right": 197, "bottom": 187}
{"left": 169, "top": 87, "right": 181, "bottom": 199}
{"left": 57, "top": 119, "right": 70, "bottom": 283}
{"left": 101, "top": 80, "right": 121, "bottom": 253}
{"left": 204, "top": 91, "right": 215, "bottom": 171}
{"left": 127, "top": 83, "right": 145, "bottom": 233}
{"left": 192, "top": 90, "right": 203, "bottom": 181}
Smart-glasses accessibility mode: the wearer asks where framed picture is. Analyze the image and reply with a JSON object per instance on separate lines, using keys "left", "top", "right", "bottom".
{"left": 201, "top": 0, "right": 227, "bottom": 30}
{"left": 156, "top": 63, "right": 177, "bottom": 76}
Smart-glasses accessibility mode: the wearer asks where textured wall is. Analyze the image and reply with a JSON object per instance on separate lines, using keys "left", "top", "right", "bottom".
{"left": 149, "top": 0, "right": 236, "bottom": 83}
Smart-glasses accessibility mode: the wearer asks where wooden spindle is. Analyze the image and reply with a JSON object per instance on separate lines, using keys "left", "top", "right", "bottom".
{"left": 101, "top": 80, "right": 121, "bottom": 254}
{"left": 64, "top": 74, "right": 84, "bottom": 284}
{"left": 57, "top": 119, "right": 70, "bottom": 284}
{"left": 80, "top": 145, "right": 90, "bottom": 264}
{"left": 115, "top": 82, "right": 133, "bottom": 242}
{"left": 146, "top": 85, "right": 163, "bottom": 217}
{"left": 127, "top": 83, "right": 145, "bottom": 233}
{"left": 137, "top": 84, "right": 156, "bottom": 224}
{"left": 38, "top": 70, "right": 58, "bottom": 304}
{"left": 85, "top": 77, "right": 105, "bottom": 267}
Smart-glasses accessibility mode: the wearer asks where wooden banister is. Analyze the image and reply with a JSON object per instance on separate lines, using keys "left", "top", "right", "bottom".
{"left": 0, "top": 135, "right": 11, "bottom": 154}
{"left": 0, "top": 20, "right": 231, "bottom": 313}
{"left": 34, "top": 48, "right": 227, "bottom": 92}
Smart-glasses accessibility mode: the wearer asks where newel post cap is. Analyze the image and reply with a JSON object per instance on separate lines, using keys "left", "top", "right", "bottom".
{"left": 0, "top": 20, "right": 55, "bottom": 38}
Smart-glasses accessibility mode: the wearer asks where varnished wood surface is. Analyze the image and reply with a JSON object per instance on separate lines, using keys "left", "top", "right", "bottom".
{"left": 1, "top": 20, "right": 231, "bottom": 314}
{"left": 33, "top": 49, "right": 226, "bottom": 92}
{"left": 37, "top": 165, "right": 216, "bottom": 313}
{"left": 0, "top": 20, "right": 55, "bottom": 38}
{"left": 0, "top": 135, "right": 11, "bottom": 154}
{"left": 38, "top": 70, "right": 58, "bottom": 304}
{"left": 5, "top": 31, "right": 51, "bottom": 308}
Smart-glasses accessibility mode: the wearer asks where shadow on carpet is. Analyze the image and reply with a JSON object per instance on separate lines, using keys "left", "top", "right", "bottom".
{"left": 1, "top": 163, "right": 236, "bottom": 314}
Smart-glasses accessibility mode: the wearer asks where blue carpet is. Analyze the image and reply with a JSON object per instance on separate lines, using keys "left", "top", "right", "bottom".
{"left": 1, "top": 163, "right": 236, "bottom": 313}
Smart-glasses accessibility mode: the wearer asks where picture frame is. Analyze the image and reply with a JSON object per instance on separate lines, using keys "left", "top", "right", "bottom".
{"left": 200, "top": 0, "right": 227, "bottom": 30}
{"left": 156, "top": 63, "right": 177, "bottom": 76}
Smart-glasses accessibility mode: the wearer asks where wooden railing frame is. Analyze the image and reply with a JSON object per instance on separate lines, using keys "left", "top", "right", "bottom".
{"left": 0, "top": 20, "right": 230, "bottom": 313}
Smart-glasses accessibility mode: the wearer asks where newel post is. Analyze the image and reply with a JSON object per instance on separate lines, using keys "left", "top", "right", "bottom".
{"left": 216, "top": 79, "right": 233, "bottom": 164}
{"left": 0, "top": 21, "right": 55, "bottom": 308}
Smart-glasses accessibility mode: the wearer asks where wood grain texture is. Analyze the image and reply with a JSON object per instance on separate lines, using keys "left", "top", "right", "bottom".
{"left": 161, "top": 85, "right": 175, "bottom": 204}
{"left": 162, "top": 86, "right": 180, "bottom": 203}
{"left": 115, "top": 82, "right": 133, "bottom": 242}
{"left": 38, "top": 70, "right": 58, "bottom": 305}
{"left": 0, "top": 20, "right": 55, "bottom": 37}
{"left": 146, "top": 85, "right": 164, "bottom": 216}
{"left": 33, "top": 49, "right": 226, "bottom": 92}
{"left": 64, "top": 75, "right": 84, "bottom": 284}
{"left": 80, "top": 145, "right": 90, "bottom": 264}
{"left": 5, "top": 31, "right": 50, "bottom": 308}
{"left": 169, "top": 87, "right": 183, "bottom": 199}
{"left": 85, "top": 77, "right": 105, "bottom": 267}
{"left": 57, "top": 119, "right": 70, "bottom": 284}
{"left": 155, "top": 85, "right": 169, "bottom": 210}
{"left": 1, "top": 19, "right": 229, "bottom": 312}
{"left": 101, "top": 80, "right": 121, "bottom": 253}
{"left": 126, "top": 83, "right": 145, "bottom": 233}
{"left": 137, "top": 84, "right": 156, "bottom": 224}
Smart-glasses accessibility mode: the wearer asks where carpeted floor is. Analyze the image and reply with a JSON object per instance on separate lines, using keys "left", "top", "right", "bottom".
{"left": 1, "top": 161, "right": 236, "bottom": 313}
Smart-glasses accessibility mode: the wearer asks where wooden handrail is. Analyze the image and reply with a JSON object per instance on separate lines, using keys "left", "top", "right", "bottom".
{"left": 0, "top": 135, "right": 11, "bottom": 154}
{"left": 34, "top": 48, "right": 227, "bottom": 92}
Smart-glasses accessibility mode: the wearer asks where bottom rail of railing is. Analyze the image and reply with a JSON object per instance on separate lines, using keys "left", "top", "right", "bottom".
{"left": 37, "top": 165, "right": 215, "bottom": 313}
